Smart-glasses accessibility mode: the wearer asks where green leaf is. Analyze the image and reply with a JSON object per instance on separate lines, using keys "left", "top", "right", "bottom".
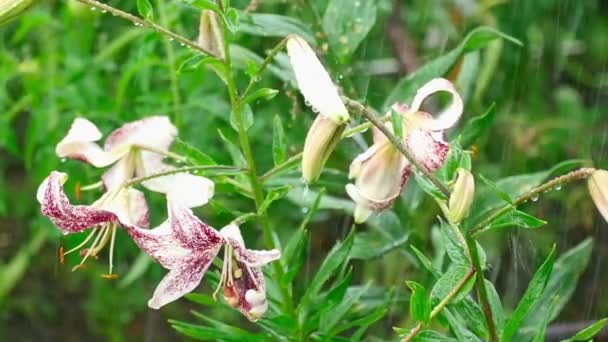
{"left": 242, "top": 87, "right": 279, "bottom": 105}
{"left": 407, "top": 281, "right": 431, "bottom": 323}
{"left": 518, "top": 239, "right": 594, "bottom": 340}
{"left": 172, "top": 138, "right": 217, "bottom": 166}
{"left": 490, "top": 210, "right": 547, "bottom": 230}
{"left": 454, "top": 298, "right": 489, "bottom": 338}
{"left": 439, "top": 220, "right": 469, "bottom": 266}
{"left": 478, "top": 173, "right": 513, "bottom": 204}
{"left": 177, "top": 54, "right": 225, "bottom": 75}
{"left": 460, "top": 104, "right": 496, "bottom": 148}
{"left": 319, "top": 283, "right": 369, "bottom": 334}
{"left": 322, "top": 0, "right": 377, "bottom": 58}
{"left": 259, "top": 185, "right": 291, "bottom": 213}
{"left": 351, "top": 210, "right": 411, "bottom": 260}
{"left": 136, "top": 0, "right": 154, "bottom": 19}
{"left": 224, "top": 7, "right": 240, "bottom": 32}
{"left": 485, "top": 279, "right": 506, "bottom": 335}
{"left": 561, "top": 318, "right": 608, "bottom": 342}
{"left": 230, "top": 104, "right": 254, "bottom": 132}
{"left": 411, "top": 330, "right": 457, "bottom": 341}
{"left": 272, "top": 115, "right": 287, "bottom": 165}
{"left": 178, "top": 0, "right": 219, "bottom": 12}
{"left": 384, "top": 27, "right": 521, "bottom": 108}
{"left": 430, "top": 265, "right": 472, "bottom": 304}
{"left": 391, "top": 107, "right": 404, "bottom": 138}
{"left": 443, "top": 308, "right": 482, "bottom": 342}
{"left": 238, "top": 12, "right": 315, "bottom": 43}
{"left": 501, "top": 246, "right": 556, "bottom": 342}
{"left": 298, "top": 231, "right": 355, "bottom": 310}
{"left": 411, "top": 245, "right": 441, "bottom": 277}
{"left": 414, "top": 171, "right": 448, "bottom": 201}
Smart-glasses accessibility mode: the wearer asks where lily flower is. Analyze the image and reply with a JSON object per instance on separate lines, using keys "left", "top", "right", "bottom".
{"left": 286, "top": 34, "right": 350, "bottom": 183}
{"left": 37, "top": 171, "right": 149, "bottom": 277}
{"left": 125, "top": 199, "right": 280, "bottom": 320}
{"left": 56, "top": 116, "right": 213, "bottom": 208}
{"left": 346, "top": 78, "right": 463, "bottom": 223}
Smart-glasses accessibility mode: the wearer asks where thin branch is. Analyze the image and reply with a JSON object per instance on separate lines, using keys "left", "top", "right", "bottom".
{"left": 344, "top": 98, "right": 451, "bottom": 197}
{"left": 402, "top": 268, "right": 476, "bottom": 341}
{"left": 240, "top": 37, "right": 288, "bottom": 101}
{"left": 123, "top": 165, "right": 244, "bottom": 188}
{"left": 75, "top": 0, "right": 222, "bottom": 60}
{"left": 469, "top": 167, "right": 596, "bottom": 236}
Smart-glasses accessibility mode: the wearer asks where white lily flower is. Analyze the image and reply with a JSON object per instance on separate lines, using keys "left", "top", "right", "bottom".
{"left": 56, "top": 116, "right": 214, "bottom": 208}
{"left": 346, "top": 78, "right": 463, "bottom": 223}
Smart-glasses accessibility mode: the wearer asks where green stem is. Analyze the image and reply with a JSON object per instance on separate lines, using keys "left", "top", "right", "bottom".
{"left": 465, "top": 236, "right": 499, "bottom": 342}
{"left": 469, "top": 167, "right": 596, "bottom": 236}
{"left": 74, "top": 0, "right": 222, "bottom": 59}
{"left": 217, "top": 3, "right": 293, "bottom": 312}
{"left": 401, "top": 268, "right": 476, "bottom": 342}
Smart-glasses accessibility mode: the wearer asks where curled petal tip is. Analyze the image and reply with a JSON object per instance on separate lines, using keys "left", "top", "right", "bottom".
{"left": 410, "top": 78, "right": 463, "bottom": 131}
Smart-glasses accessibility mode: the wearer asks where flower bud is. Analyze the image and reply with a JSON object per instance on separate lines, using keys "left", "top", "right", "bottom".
{"left": 286, "top": 35, "right": 349, "bottom": 124}
{"left": 197, "top": 10, "right": 224, "bottom": 59}
{"left": 447, "top": 168, "right": 475, "bottom": 224}
{"left": 588, "top": 169, "right": 608, "bottom": 222}
{"left": 302, "top": 115, "right": 345, "bottom": 183}
{"left": 0, "top": 0, "right": 35, "bottom": 26}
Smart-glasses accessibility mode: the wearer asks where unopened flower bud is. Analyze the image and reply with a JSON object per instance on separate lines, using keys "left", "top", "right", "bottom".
{"left": 286, "top": 35, "right": 349, "bottom": 124}
{"left": 588, "top": 169, "right": 608, "bottom": 222}
{"left": 0, "top": 0, "right": 35, "bottom": 26}
{"left": 197, "top": 10, "right": 224, "bottom": 59}
{"left": 302, "top": 115, "right": 345, "bottom": 183}
{"left": 447, "top": 168, "right": 475, "bottom": 224}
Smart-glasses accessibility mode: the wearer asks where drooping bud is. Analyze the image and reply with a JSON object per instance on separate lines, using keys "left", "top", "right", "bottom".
{"left": 0, "top": 0, "right": 35, "bottom": 26}
{"left": 197, "top": 10, "right": 224, "bottom": 59}
{"left": 302, "top": 115, "right": 345, "bottom": 183}
{"left": 286, "top": 35, "right": 350, "bottom": 182}
{"left": 588, "top": 169, "right": 608, "bottom": 222}
{"left": 447, "top": 168, "right": 475, "bottom": 224}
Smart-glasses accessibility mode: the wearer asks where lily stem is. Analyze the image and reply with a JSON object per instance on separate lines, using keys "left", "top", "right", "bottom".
{"left": 216, "top": 1, "right": 293, "bottom": 313}
{"left": 465, "top": 235, "right": 499, "bottom": 342}
{"left": 74, "top": 0, "right": 222, "bottom": 60}
{"left": 343, "top": 98, "right": 451, "bottom": 197}
{"left": 401, "top": 268, "right": 475, "bottom": 342}
{"left": 469, "top": 167, "right": 596, "bottom": 237}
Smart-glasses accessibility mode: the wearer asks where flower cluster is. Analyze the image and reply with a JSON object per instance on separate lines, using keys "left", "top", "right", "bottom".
{"left": 286, "top": 35, "right": 464, "bottom": 223}
{"left": 38, "top": 116, "right": 279, "bottom": 320}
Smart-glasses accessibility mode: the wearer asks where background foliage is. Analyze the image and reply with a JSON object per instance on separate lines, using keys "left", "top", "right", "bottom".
{"left": 0, "top": 0, "right": 606, "bottom": 340}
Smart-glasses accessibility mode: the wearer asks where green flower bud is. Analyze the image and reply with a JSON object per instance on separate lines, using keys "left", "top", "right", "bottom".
{"left": 301, "top": 115, "right": 345, "bottom": 183}
{"left": 447, "top": 168, "right": 475, "bottom": 224}
{"left": 588, "top": 169, "right": 608, "bottom": 223}
{"left": 0, "top": 0, "right": 35, "bottom": 26}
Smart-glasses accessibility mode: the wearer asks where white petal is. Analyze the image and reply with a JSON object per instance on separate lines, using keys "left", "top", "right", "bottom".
{"left": 101, "top": 156, "right": 135, "bottom": 190}
{"left": 55, "top": 118, "right": 121, "bottom": 167}
{"left": 286, "top": 35, "right": 349, "bottom": 124}
{"left": 409, "top": 78, "right": 463, "bottom": 131}
{"left": 104, "top": 116, "right": 177, "bottom": 153}
{"left": 220, "top": 224, "right": 280, "bottom": 267}
{"left": 144, "top": 173, "right": 215, "bottom": 209}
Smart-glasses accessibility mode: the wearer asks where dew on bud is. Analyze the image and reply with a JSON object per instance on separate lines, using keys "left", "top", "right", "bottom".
{"left": 531, "top": 195, "right": 539, "bottom": 202}
{"left": 555, "top": 185, "right": 562, "bottom": 191}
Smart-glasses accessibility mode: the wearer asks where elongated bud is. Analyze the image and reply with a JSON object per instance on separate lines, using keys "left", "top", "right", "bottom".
{"left": 302, "top": 115, "right": 345, "bottom": 183}
{"left": 286, "top": 35, "right": 349, "bottom": 124}
{"left": 447, "top": 168, "right": 475, "bottom": 224}
{"left": 0, "top": 0, "right": 35, "bottom": 25}
{"left": 198, "top": 10, "right": 224, "bottom": 59}
{"left": 588, "top": 169, "right": 608, "bottom": 222}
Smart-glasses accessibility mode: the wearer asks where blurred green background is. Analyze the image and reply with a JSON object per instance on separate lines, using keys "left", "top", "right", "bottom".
{"left": 0, "top": 0, "right": 606, "bottom": 340}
